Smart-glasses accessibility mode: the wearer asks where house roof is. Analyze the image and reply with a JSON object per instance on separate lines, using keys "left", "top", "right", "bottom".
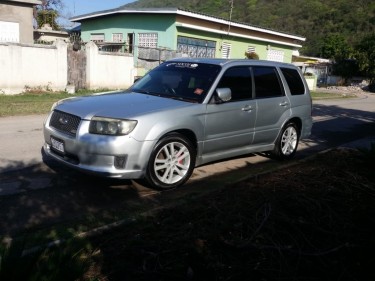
{"left": 70, "top": 7, "right": 306, "bottom": 43}
{"left": 5, "top": 0, "right": 42, "bottom": 5}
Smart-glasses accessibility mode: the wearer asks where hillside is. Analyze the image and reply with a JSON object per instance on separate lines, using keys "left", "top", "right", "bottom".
{"left": 123, "top": 0, "right": 375, "bottom": 56}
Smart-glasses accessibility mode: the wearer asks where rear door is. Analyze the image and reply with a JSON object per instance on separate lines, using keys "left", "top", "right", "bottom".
{"left": 252, "top": 66, "right": 291, "bottom": 145}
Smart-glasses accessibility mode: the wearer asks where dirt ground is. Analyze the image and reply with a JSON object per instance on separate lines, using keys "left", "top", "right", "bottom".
{"left": 1, "top": 147, "right": 375, "bottom": 281}
{"left": 81, "top": 147, "right": 375, "bottom": 281}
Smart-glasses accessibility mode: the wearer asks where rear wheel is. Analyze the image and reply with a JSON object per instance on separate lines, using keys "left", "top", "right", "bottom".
{"left": 145, "top": 133, "right": 196, "bottom": 190}
{"left": 272, "top": 122, "right": 299, "bottom": 160}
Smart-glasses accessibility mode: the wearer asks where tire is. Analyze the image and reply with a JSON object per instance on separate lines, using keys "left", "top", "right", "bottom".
{"left": 144, "top": 133, "right": 196, "bottom": 190}
{"left": 272, "top": 122, "right": 299, "bottom": 160}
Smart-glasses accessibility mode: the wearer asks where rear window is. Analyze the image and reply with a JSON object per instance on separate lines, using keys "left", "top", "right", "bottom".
{"left": 280, "top": 67, "right": 306, "bottom": 95}
{"left": 253, "top": 66, "right": 284, "bottom": 98}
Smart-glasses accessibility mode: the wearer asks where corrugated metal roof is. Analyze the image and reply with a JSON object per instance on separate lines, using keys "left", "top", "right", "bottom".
{"left": 4, "top": 0, "right": 42, "bottom": 5}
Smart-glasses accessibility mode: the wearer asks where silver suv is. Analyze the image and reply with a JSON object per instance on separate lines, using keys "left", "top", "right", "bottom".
{"left": 43, "top": 58, "right": 313, "bottom": 189}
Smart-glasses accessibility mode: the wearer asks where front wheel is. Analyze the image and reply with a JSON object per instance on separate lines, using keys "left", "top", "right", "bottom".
{"left": 144, "top": 133, "right": 196, "bottom": 190}
{"left": 272, "top": 122, "right": 299, "bottom": 160}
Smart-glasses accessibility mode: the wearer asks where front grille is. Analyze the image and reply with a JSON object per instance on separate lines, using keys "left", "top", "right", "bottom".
{"left": 49, "top": 110, "right": 81, "bottom": 137}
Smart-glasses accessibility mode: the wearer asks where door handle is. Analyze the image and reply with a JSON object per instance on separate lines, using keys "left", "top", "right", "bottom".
{"left": 242, "top": 105, "right": 253, "bottom": 111}
{"left": 279, "top": 101, "right": 289, "bottom": 107}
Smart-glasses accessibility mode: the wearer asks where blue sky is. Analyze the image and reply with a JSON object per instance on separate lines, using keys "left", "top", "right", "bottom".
{"left": 59, "top": 0, "right": 136, "bottom": 27}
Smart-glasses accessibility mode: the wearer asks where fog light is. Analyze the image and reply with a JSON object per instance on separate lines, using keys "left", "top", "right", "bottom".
{"left": 114, "top": 155, "right": 127, "bottom": 169}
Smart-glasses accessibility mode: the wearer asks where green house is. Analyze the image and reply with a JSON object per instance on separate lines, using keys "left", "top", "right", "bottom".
{"left": 71, "top": 7, "right": 305, "bottom": 74}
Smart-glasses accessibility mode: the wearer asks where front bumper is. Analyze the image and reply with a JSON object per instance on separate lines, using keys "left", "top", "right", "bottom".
{"left": 43, "top": 114, "right": 155, "bottom": 179}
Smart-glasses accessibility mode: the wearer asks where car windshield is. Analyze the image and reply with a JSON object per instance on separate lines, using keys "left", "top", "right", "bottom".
{"left": 129, "top": 61, "right": 221, "bottom": 103}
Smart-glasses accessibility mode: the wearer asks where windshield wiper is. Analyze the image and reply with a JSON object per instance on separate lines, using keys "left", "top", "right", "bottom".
{"left": 166, "top": 95, "right": 199, "bottom": 103}
{"left": 132, "top": 89, "right": 163, "bottom": 96}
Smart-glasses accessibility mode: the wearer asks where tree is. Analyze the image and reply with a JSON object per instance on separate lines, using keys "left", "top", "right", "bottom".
{"left": 34, "top": 0, "right": 63, "bottom": 30}
{"left": 319, "top": 34, "right": 358, "bottom": 84}
{"left": 320, "top": 34, "right": 352, "bottom": 61}
{"left": 356, "top": 33, "right": 375, "bottom": 90}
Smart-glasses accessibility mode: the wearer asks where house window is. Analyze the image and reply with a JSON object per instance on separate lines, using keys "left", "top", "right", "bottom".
{"left": 138, "top": 33, "right": 158, "bottom": 48}
{"left": 112, "top": 33, "right": 123, "bottom": 42}
{"left": 0, "top": 21, "right": 19, "bottom": 43}
{"left": 177, "top": 36, "right": 216, "bottom": 58}
{"left": 90, "top": 33, "right": 105, "bottom": 43}
{"left": 247, "top": 46, "right": 256, "bottom": 53}
{"left": 267, "top": 49, "right": 284, "bottom": 62}
{"left": 221, "top": 42, "right": 231, "bottom": 59}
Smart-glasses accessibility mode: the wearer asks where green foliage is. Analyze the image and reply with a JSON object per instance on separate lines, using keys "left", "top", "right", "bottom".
{"left": 320, "top": 34, "right": 352, "bottom": 61}
{"left": 333, "top": 59, "right": 359, "bottom": 84}
{"left": 35, "top": 0, "right": 63, "bottom": 30}
{"left": 356, "top": 33, "right": 375, "bottom": 85}
{"left": 36, "top": 9, "right": 60, "bottom": 30}
{"left": 244, "top": 51, "right": 259, "bottom": 59}
{"left": 0, "top": 89, "right": 114, "bottom": 117}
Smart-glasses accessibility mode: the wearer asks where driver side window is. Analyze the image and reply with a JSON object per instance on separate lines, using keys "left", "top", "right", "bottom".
{"left": 217, "top": 66, "right": 253, "bottom": 101}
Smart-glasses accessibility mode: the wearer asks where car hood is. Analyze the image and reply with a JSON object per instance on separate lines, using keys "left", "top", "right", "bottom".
{"left": 54, "top": 92, "right": 194, "bottom": 120}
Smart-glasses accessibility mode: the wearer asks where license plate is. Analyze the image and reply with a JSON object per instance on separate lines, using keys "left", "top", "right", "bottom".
{"left": 51, "top": 137, "right": 65, "bottom": 154}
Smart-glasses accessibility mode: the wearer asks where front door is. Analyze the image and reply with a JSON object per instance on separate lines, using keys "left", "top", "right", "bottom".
{"left": 203, "top": 66, "right": 256, "bottom": 154}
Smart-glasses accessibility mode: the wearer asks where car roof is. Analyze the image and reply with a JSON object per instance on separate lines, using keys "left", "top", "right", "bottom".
{"left": 168, "top": 57, "right": 296, "bottom": 68}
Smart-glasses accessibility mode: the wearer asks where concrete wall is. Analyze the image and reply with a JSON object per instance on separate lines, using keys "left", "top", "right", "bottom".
{"left": 0, "top": 40, "right": 68, "bottom": 94}
{"left": 86, "top": 41, "right": 135, "bottom": 90}
{"left": 0, "top": 40, "right": 136, "bottom": 94}
{"left": 304, "top": 75, "right": 317, "bottom": 91}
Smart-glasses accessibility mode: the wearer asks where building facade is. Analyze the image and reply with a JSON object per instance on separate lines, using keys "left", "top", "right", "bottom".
{"left": 71, "top": 8, "right": 305, "bottom": 70}
{"left": 0, "top": 0, "right": 41, "bottom": 44}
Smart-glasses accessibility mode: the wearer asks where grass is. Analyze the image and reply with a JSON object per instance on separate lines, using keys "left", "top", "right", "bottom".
{"left": 0, "top": 89, "right": 116, "bottom": 117}
{"left": 310, "top": 90, "right": 355, "bottom": 100}
{"left": 1, "top": 146, "right": 374, "bottom": 280}
{"left": 0, "top": 89, "right": 356, "bottom": 117}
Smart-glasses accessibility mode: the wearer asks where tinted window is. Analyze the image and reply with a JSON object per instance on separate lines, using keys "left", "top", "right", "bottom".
{"left": 281, "top": 67, "right": 305, "bottom": 95}
{"left": 253, "top": 66, "right": 284, "bottom": 98}
{"left": 131, "top": 62, "right": 221, "bottom": 103}
{"left": 217, "top": 67, "right": 252, "bottom": 101}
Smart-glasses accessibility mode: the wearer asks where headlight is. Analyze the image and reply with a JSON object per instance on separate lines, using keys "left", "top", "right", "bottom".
{"left": 89, "top": 117, "right": 137, "bottom": 136}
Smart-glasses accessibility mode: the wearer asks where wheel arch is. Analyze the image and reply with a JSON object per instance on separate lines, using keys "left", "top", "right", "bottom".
{"left": 286, "top": 117, "right": 302, "bottom": 136}
{"left": 159, "top": 129, "right": 198, "bottom": 152}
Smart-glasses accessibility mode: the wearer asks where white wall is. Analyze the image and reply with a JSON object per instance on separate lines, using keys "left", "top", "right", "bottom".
{"left": 0, "top": 40, "right": 136, "bottom": 95}
{"left": 86, "top": 42, "right": 135, "bottom": 90}
{"left": 0, "top": 40, "right": 67, "bottom": 94}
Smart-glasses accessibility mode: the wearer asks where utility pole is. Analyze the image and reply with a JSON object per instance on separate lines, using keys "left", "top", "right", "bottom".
{"left": 228, "top": 0, "right": 234, "bottom": 34}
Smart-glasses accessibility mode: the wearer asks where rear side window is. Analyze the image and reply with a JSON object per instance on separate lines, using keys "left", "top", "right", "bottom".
{"left": 217, "top": 66, "right": 252, "bottom": 101}
{"left": 280, "top": 67, "right": 306, "bottom": 95}
{"left": 253, "top": 66, "right": 284, "bottom": 98}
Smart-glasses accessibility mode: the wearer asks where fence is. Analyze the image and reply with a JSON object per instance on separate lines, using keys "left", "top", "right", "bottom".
{"left": 0, "top": 40, "right": 67, "bottom": 95}
{"left": 0, "top": 40, "right": 136, "bottom": 95}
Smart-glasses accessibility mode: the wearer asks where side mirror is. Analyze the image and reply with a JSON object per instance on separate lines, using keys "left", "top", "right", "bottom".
{"left": 215, "top": 88, "right": 232, "bottom": 102}
{"left": 133, "top": 76, "right": 142, "bottom": 84}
